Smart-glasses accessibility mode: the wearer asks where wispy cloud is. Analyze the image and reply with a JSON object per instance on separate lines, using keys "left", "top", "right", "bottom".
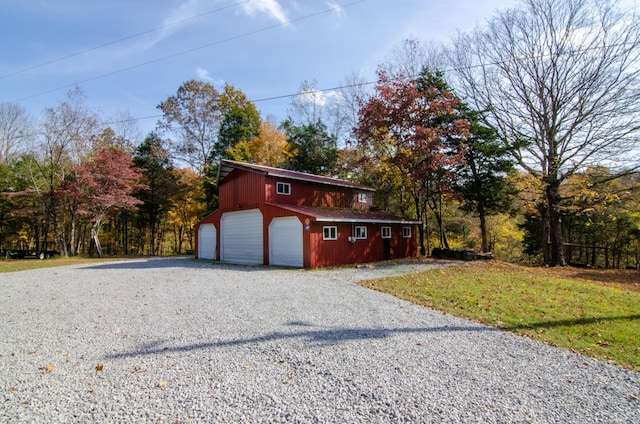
{"left": 326, "top": 0, "right": 345, "bottom": 19}
{"left": 196, "top": 67, "right": 225, "bottom": 86}
{"left": 240, "top": 0, "right": 289, "bottom": 25}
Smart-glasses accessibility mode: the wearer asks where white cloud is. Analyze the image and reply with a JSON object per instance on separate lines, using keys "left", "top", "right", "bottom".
{"left": 326, "top": 0, "right": 345, "bottom": 19}
{"left": 240, "top": 0, "right": 288, "bottom": 25}
{"left": 196, "top": 67, "right": 225, "bottom": 86}
{"left": 297, "top": 87, "right": 327, "bottom": 106}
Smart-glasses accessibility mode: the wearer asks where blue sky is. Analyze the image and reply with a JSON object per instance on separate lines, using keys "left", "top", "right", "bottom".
{"left": 1, "top": 0, "right": 519, "bottom": 139}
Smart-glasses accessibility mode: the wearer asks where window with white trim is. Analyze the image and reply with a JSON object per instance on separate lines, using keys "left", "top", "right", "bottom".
{"left": 357, "top": 192, "right": 367, "bottom": 203}
{"left": 323, "top": 226, "right": 337, "bottom": 240}
{"left": 355, "top": 226, "right": 367, "bottom": 239}
{"left": 403, "top": 227, "right": 412, "bottom": 238}
{"left": 276, "top": 182, "right": 291, "bottom": 195}
{"left": 381, "top": 226, "right": 391, "bottom": 239}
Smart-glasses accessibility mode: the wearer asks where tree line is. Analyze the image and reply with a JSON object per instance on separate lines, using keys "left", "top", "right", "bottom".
{"left": 1, "top": 0, "right": 639, "bottom": 267}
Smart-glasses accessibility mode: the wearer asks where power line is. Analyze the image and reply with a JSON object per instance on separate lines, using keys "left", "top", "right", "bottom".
{"left": 11, "top": 0, "right": 370, "bottom": 103}
{"left": 0, "top": 0, "right": 252, "bottom": 80}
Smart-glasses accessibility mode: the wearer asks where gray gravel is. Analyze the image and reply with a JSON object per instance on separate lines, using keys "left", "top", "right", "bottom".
{"left": 1, "top": 257, "right": 638, "bottom": 423}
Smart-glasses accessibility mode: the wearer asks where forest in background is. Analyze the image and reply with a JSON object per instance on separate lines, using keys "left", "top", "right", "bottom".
{"left": 1, "top": 0, "right": 639, "bottom": 268}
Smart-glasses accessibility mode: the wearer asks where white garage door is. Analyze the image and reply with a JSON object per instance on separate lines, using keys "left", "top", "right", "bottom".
{"left": 198, "top": 224, "right": 217, "bottom": 260}
{"left": 269, "top": 216, "right": 303, "bottom": 268}
{"left": 221, "top": 209, "right": 263, "bottom": 265}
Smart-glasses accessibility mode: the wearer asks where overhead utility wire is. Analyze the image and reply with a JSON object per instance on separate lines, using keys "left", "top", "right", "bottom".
{"left": 101, "top": 40, "right": 639, "bottom": 127}
{"left": 0, "top": 0, "right": 252, "bottom": 79}
{"left": 11, "top": 0, "right": 370, "bottom": 103}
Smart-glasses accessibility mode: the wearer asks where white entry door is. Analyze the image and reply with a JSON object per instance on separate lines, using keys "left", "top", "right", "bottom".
{"left": 221, "top": 209, "right": 263, "bottom": 265}
{"left": 269, "top": 216, "right": 303, "bottom": 268}
{"left": 198, "top": 223, "right": 217, "bottom": 260}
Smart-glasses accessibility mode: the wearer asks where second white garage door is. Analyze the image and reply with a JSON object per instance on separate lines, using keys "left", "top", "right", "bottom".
{"left": 269, "top": 216, "right": 303, "bottom": 268}
{"left": 221, "top": 209, "right": 263, "bottom": 265}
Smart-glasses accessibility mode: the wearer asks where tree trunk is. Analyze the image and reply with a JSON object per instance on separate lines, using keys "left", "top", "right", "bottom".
{"left": 546, "top": 178, "right": 566, "bottom": 266}
{"left": 48, "top": 197, "right": 68, "bottom": 257}
{"left": 478, "top": 207, "right": 489, "bottom": 253}
{"left": 414, "top": 195, "right": 426, "bottom": 256}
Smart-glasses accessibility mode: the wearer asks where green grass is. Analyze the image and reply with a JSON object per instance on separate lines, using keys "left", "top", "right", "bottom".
{"left": 360, "top": 262, "right": 640, "bottom": 371}
{"left": 0, "top": 256, "right": 123, "bottom": 273}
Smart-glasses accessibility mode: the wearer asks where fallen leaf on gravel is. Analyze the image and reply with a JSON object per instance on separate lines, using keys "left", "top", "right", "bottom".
{"left": 157, "top": 381, "right": 166, "bottom": 388}
{"left": 40, "top": 363, "right": 54, "bottom": 374}
{"left": 28, "top": 349, "right": 37, "bottom": 355}
{"left": 9, "top": 387, "right": 17, "bottom": 392}
{"left": 630, "top": 395, "right": 639, "bottom": 401}
{"left": 131, "top": 367, "right": 146, "bottom": 373}
{"left": 95, "top": 364, "right": 103, "bottom": 372}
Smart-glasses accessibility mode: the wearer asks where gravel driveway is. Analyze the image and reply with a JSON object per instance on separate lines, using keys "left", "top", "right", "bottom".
{"left": 1, "top": 257, "right": 638, "bottom": 423}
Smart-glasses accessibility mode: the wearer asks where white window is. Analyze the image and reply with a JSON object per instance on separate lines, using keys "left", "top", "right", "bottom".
{"left": 277, "top": 182, "right": 291, "bottom": 195}
{"left": 355, "top": 226, "right": 367, "bottom": 239}
{"left": 381, "top": 226, "right": 391, "bottom": 239}
{"left": 323, "top": 226, "right": 337, "bottom": 240}
{"left": 357, "top": 192, "right": 367, "bottom": 203}
{"left": 403, "top": 227, "right": 412, "bottom": 238}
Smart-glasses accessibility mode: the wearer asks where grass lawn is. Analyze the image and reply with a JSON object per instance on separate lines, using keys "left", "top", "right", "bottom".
{"left": 360, "top": 261, "right": 640, "bottom": 371}
{"left": 0, "top": 256, "right": 124, "bottom": 273}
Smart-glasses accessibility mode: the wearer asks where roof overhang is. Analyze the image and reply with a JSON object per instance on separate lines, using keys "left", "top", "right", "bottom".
{"left": 267, "top": 203, "right": 422, "bottom": 225}
{"left": 217, "top": 159, "right": 375, "bottom": 192}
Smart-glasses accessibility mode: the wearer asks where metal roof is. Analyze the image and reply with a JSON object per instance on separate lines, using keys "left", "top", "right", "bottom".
{"left": 267, "top": 203, "right": 422, "bottom": 225}
{"left": 217, "top": 159, "right": 375, "bottom": 192}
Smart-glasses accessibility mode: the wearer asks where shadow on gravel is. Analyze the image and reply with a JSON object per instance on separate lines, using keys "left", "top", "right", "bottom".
{"left": 80, "top": 257, "right": 268, "bottom": 272}
{"left": 105, "top": 324, "right": 499, "bottom": 360}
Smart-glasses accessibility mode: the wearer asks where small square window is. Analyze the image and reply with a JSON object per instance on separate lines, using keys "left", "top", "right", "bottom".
{"left": 355, "top": 226, "right": 367, "bottom": 239}
{"left": 357, "top": 192, "right": 367, "bottom": 203}
{"left": 403, "top": 227, "right": 412, "bottom": 238}
{"left": 323, "top": 226, "right": 337, "bottom": 240}
{"left": 277, "top": 182, "right": 291, "bottom": 195}
{"left": 381, "top": 226, "right": 391, "bottom": 239}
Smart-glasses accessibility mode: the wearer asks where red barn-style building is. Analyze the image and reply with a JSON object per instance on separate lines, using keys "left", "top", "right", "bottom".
{"left": 194, "top": 160, "right": 420, "bottom": 268}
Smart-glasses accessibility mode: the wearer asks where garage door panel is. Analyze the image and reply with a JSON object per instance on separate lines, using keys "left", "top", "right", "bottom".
{"left": 269, "top": 217, "right": 303, "bottom": 268}
{"left": 221, "top": 209, "right": 263, "bottom": 265}
{"left": 198, "top": 224, "right": 216, "bottom": 260}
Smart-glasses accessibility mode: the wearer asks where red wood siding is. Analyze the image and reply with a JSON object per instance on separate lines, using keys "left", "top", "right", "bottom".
{"left": 265, "top": 176, "right": 370, "bottom": 209}
{"left": 309, "top": 223, "right": 417, "bottom": 268}
{"left": 219, "top": 169, "right": 265, "bottom": 210}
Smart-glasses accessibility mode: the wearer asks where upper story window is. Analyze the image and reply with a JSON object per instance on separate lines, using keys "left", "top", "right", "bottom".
{"left": 277, "top": 182, "right": 291, "bottom": 195}
{"left": 355, "top": 226, "right": 367, "bottom": 239}
{"left": 357, "top": 192, "right": 368, "bottom": 203}
{"left": 403, "top": 227, "right": 412, "bottom": 238}
{"left": 381, "top": 226, "right": 391, "bottom": 239}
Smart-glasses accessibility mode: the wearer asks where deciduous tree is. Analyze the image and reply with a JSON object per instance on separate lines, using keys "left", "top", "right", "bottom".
{"left": 225, "top": 118, "right": 289, "bottom": 167}
{"left": 354, "top": 69, "right": 469, "bottom": 255}
{"left": 70, "top": 147, "right": 144, "bottom": 256}
{"left": 0, "top": 102, "right": 31, "bottom": 164}
{"left": 450, "top": 0, "right": 640, "bottom": 265}
{"left": 31, "top": 86, "right": 99, "bottom": 256}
